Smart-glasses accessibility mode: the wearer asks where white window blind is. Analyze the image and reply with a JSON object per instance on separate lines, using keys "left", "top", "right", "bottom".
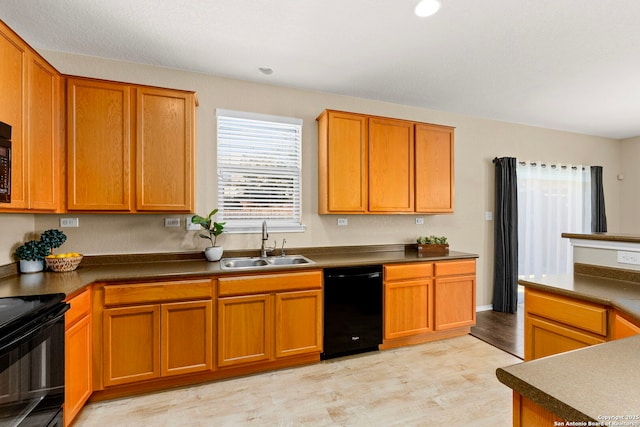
{"left": 216, "top": 109, "right": 304, "bottom": 233}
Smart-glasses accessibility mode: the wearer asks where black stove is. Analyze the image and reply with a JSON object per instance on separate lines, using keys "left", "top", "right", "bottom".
{"left": 0, "top": 294, "right": 69, "bottom": 426}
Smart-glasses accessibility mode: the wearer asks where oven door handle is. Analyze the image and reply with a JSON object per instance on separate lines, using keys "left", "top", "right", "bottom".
{"left": 0, "top": 303, "right": 69, "bottom": 352}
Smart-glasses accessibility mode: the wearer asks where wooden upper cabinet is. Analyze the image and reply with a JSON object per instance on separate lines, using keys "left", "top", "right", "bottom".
{"left": 67, "top": 78, "right": 132, "bottom": 211}
{"left": 27, "top": 52, "right": 63, "bottom": 211}
{"left": 0, "top": 21, "right": 63, "bottom": 212}
{"left": 415, "top": 123, "right": 454, "bottom": 213}
{"left": 67, "top": 77, "right": 196, "bottom": 212}
{"left": 317, "top": 110, "right": 367, "bottom": 213}
{"left": 317, "top": 109, "right": 453, "bottom": 214}
{"left": 136, "top": 87, "right": 194, "bottom": 212}
{"left": 0, "top": 22, "right": 27, "bottom": 210}
{"left": 368, "top": 117, "right": 414, "bottom": 212}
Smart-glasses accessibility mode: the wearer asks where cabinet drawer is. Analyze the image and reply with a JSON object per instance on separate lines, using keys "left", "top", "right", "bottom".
{"left": 218, "top": 270, "right": 322, "bottom": 297}
{"left": 65, "top": 287, "right": 91, "bottom": 328}
{"left": 104, "top": 279, "right": 213, "bottom": 306}
{"left": 384, "top": 263, "right": 433, "bottom": 281}
{"left": 526, "top": 289, "right": 607, "bottom": 336}
{"left": 434, "top": 260, "right": 476, "bottom": 276}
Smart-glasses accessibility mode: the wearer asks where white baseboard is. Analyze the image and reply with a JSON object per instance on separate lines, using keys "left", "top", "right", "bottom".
{"left": 476, "top": 304, "right": 493, "bottom": 312}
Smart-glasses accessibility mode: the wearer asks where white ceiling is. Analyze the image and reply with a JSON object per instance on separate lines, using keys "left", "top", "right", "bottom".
{"left": 2, "top": 0, "right": 640, "bottom": 139}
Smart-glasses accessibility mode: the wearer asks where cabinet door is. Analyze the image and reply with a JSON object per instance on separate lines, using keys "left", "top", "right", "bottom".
{"left": 136, "top": 87, "right": 194, "bottom": 212}
{"left": 161, "top": 300, "right": 213, "bottom": 376}
{"left": 275, "top": 290, "right": 323, "bottom": 358}
{"left": 67, "top": 78, "right": 132, "bottom": 211}
{"left": 218, "top": 294, "right": 272, "bottom": 367}
{"left": 0, "top": 22, "right": 27, "bottom": 209}
{"left": 415, "top": 124, "right": 454, "bottom": 213}
{"left": 384, "top": 279, "right": 433, "bottom": 339}
{"left": 103, "top": 304, "right": 160, "bottom": 386}
{"left": 525, "top": 316, "right": 604, "bottom": 361}
{"left": 368, "top": 117, "right": 414, "bottom": 212}
{"left": 434, "top": 275, "right": 476, "bottom": 330}
{"left": 613, "top": 311, "right": 640, "bottom": 340}
{"left": 27, "top": 52, "right": 62, "bottom": 211}
{"left": 318, "top": 110, "right": 368, "bottom": 213}
{"left": 65, "top": 314, "right": 92, "bottom": 426}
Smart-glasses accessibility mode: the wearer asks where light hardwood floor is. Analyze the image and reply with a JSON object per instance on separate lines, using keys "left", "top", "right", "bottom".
{"left": 75, "top": 335, "right": 519, "bottom": 426}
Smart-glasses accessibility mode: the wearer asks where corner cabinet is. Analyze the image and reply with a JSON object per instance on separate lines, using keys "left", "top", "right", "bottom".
{"left": 317, "top": 109, "right": 454, "bottom": 214}
{"left": 217, "top": 270, "right": 323, "bottom": 368}
{"left": 66, "top": 77, "right": 195, "bottom": 212}
{"left": 0, "top": 21, "right": 63, "bottom": 212}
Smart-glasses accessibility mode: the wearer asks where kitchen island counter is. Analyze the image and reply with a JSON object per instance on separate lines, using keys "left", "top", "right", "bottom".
{"left": 497, "top": 334, "right": 640, "bottom": 424}
{"left": 0, "top": 245, "right": 478, "bottom": 298}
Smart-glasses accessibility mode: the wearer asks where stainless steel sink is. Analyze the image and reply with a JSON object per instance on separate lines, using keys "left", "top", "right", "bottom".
{"left": 265, "top": 255, "right": 313, "bottom": 266}
{"left": 219, "top": 255, "right": 314, "bottom": 270}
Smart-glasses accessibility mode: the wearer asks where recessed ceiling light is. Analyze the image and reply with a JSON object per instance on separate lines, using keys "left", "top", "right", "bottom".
{"left": 415, "top": 0, "right": 441, "bottom": 17}
{"left": 258, "top": 66, "right": 274, "bottom": 75}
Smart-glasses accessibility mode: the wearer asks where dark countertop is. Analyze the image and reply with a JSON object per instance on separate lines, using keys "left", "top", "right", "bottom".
{"left": 497, "top": 269, "right": 640, "bottom": 422}
{"left": 562, "top": 232, "right": 640, "bottom": 244}
{"left": 519, "top": 271, "right": 640, "bottom": 323}
{"left": 497, "top": 335, "right": 640, "bottom": 423}
{"left": 0, "top": 248, "right": 478, "bottom": 298}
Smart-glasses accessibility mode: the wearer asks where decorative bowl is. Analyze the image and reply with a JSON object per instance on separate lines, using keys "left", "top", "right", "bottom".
{"left": 45, "top": 255, "right": 83, "bottom": 272}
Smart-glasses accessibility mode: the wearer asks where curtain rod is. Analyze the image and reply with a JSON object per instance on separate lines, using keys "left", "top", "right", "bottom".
{"left": 518, "top": 161, "right": 586, "bottom": 171}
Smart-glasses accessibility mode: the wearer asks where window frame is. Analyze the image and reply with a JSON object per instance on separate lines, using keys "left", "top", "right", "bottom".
{"left": 216, "top": 108, "right": 305, "bottom": 234}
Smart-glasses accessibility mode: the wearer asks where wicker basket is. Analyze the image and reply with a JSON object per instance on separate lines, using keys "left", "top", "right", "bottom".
{"left": 45, "top": 255, "right": 83, "bottom": 272}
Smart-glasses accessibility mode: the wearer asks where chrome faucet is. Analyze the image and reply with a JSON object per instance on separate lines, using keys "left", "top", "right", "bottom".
{"left": 260, "top": 220, "right": 275, "bottom": 257}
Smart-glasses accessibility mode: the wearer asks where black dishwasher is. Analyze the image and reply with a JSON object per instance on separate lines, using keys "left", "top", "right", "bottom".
{"left": 322, "top": 265, "right": 383, "bottom": 360}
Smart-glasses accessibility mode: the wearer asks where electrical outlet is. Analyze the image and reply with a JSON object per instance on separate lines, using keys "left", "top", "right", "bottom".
{"left": 186, "top": 216, "right": 200, "bottom": 231}
{"left": 337, "top": 218, "right": 348, "bottom": 226}
{"left": 617, "top": 251, "right": 640, "bottom": 265}
{"left": 415, "top": 217, "right": 424, "bottom": 225}
{"left": 60, "top": 218, "right": 79, "bottom": 227}
{"left": 164, "top": 217, "right": 181, "bottom": 227}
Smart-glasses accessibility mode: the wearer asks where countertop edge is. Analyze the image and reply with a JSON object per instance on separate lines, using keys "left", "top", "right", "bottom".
{"left": 496, "top": 367, "right": 594, "bottom": 422}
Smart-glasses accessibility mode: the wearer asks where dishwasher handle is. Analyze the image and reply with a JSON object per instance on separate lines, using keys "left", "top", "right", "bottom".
{"left": 325, "top": 271, "right": 381, "bottom": 279}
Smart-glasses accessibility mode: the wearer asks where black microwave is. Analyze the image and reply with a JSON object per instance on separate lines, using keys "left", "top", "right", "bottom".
{"left": 0, "top": 121, "right": 11, "bottom": 203}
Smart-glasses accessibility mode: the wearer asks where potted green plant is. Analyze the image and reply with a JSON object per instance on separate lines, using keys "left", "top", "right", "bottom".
{"left": 14, "top": 240, "right": 49, "bottom": 273}
{"left": 416, "top": 235, "right": 449, "bottom": 255}
{"left": 191, "top": 209, "right": 226, "bottom": 261}
{"left": 40, "top": 229, "right": 67, "bottom": 256}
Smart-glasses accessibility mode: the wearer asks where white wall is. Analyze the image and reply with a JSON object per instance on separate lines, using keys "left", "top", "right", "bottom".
{"left": 0, "top": 51, "right": 623, "bottom": 308}
{"left": 620, "top": 136, "right": 640, "bottom": 233}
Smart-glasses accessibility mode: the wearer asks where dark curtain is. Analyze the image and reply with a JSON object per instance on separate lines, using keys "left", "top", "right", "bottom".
{"left": 492, "top": 157, "right": 519, "bottom": 313}
{"left": 591, "top": 166, "right": 607, "bottom": 232}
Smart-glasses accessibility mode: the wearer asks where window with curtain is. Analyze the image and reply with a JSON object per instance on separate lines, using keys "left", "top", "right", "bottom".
{"left": 517, "top": 161, "right": 591, "bottom": 278}
{"left": 216, "top": 109, "right": 305, "bottom": 233}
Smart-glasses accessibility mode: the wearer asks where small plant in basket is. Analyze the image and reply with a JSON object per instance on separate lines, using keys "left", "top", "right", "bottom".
{"left": 416, "top": 235, "right": 449, "bottom": 255}
{"left": 41, "top": 229, "right": 83, "bottom": 272}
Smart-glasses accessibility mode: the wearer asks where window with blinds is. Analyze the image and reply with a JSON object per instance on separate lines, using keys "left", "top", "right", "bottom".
{"left": 216, "top": 109, "right": 305, "bottom": 232}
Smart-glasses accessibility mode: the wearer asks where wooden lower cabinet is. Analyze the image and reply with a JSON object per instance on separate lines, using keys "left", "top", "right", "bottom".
{"left": 513, "top": 392, "right": 563, "bottom": 427}
{"left": 524, "top": 288, "right": 607, "bottom": 361}
{"left": 95, "top": 279, "right": 214, "bottom": 390}
{"left": 217, "top": 271, "right": 323, "bottom": 369}
{"left": 383, "top": 263, "right": 434, "bottom": 340}
{"left": 64, "top": 288, "right": 92, "bottom": 427}
{"left": 161, "top": 300, "right": 213, "bottom": 376}
{"left": 382, "top": 260, "right": 476, "bottom": 349}
{"left": 275, "top": 290, "right": 323, "bottom": 358}
{"left": 103, "top": 304, "right": 161, "bottom": 386}
{"left": 434, "top": 260, "right": 476, "bottom": 331}
{"left": 218, "top": 294, "right": 271, "bottom": 367}
{"left": 612, "top": 310, "right": 640, "bottom": 340}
